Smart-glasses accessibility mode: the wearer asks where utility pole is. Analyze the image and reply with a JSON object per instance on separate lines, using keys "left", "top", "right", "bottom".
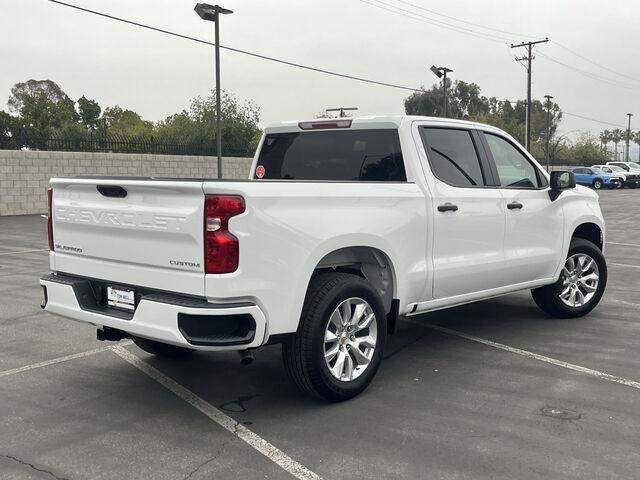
{"left": 511, "top": 38, "right": 548, "bottom": 151}
{"left": 326, "top": 107, "right": 358, "bottom": 118}
{"left": 625, "top": 113, "right": 633, "bottom": 161}
{"left": 430, "top": 65, "right": 453, "bottom": 118}
{"left": 544, "top": 94, "right": 553, "bottom": 172}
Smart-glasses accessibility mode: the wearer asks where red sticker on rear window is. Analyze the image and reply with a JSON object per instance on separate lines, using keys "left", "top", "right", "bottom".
{"left": 256, "top": 165, "right": 265, "bottom": 178}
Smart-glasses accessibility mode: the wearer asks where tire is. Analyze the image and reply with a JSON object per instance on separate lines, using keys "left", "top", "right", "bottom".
{"left": 282, "top": 272, "right": 387, "bottom": 402}
{"left": 531, "top": 238, "right": 607, "bottom": 318}
{"left": 131, "top": 336, "right": 195, "bottom": 357}
{"left": 592, "top": 179, "right": 603, "bottom": 190}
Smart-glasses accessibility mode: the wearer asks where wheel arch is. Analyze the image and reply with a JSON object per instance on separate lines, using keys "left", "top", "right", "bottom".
{"left": 572, "top": 222, "right": 603, "bottom": 250}
{"left": 312, "top": 245, "right": 398, "bottom": 316}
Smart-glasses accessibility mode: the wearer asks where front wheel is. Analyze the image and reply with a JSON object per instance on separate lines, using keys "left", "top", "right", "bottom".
{"left": 531, "top": 238, "right": 607, "bottom": 318}
{"left": 592, "top": 179, "right": 603, "bottom": 190}
{"left": 282, "top": 272, "right": 387, "bottom": 402}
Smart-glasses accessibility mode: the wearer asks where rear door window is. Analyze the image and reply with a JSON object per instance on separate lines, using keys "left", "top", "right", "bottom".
{"left": 255, "top": 129, "right": 406, "bottom": 181}
{"left": 419, "top": 127, "right": 486, "bottom": 187}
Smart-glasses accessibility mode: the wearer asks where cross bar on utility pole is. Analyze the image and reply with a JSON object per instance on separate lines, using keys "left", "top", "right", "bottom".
{"left": 511, "top": 38, "right": 548, "bottom": 151}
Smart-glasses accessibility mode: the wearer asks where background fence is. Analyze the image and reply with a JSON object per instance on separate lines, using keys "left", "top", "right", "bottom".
{"left": 0, "top": 131, "right": 254, "bottom": 158}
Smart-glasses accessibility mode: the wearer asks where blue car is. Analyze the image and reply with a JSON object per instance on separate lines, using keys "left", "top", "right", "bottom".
{"left": 568, "top": 167, "right": 622, "bottom": 190}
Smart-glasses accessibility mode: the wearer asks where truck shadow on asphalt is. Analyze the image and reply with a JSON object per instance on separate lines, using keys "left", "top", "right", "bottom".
{"left": 135, "top": 293, "right": 561, "bottom": 412}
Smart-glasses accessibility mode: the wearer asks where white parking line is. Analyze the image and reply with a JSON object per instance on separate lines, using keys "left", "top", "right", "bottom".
{"left": 610, "top": 262, "right": 640, "bottom": 270}
{"left": 411, "top": 322, "right": 640, "bottom": 390}
{"left": 604, "top": 298, "right": 640, "bottom": 309}
{"left": 0, "top": 341, "right": 132, "bottom": 378}
{"left": 111, "top": 346, "right": 322, "bottom": 480}
{"left": 607, "top": 241, "right": 640, "bottom": 248}
{"left": 0, "top": 248, "right": 48, "bottom": 257}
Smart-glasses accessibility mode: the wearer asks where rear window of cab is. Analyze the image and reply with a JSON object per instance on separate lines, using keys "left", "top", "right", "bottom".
{"left": 254, "top": 129, "right": 406, "bottom": 181}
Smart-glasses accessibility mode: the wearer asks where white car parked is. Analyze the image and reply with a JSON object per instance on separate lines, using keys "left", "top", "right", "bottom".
{"left": 606, "top": 161, "right": 640, "bottom": 188}
{"left": 592, "top": 165, "right": 625, "bottom": 188}
{"left": 40, "top": 116, "right": 608, "bottom": 401}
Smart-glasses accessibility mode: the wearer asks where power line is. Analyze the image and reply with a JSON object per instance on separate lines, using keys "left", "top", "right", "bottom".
{"left": 551, "top": 40, "right": 640, "bottom": 84}
{"left": 391, "top": 0, "right": 540, "bottom": 40}
{"left": 365, "top": 0, "right": 640, "bottom": 93}
{"left": 537, "top": 52, "right": 635, "bottom": 89}
{"left": 563, "top": 111, "right": 627, "bottom": 128}
{"left": 356, "top": 0, "right": 512, "bottom": 44}
{"left": 47, "top": 0, "right": 431, "bottom": 95}
{"left": 47, "top": 0, "right": 631, "bottom": 134}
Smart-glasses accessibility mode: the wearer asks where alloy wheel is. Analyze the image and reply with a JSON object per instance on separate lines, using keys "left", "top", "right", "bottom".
{"left": 323, "top": 297, "right": 378, "bottom": 382}
{"left": 559, "top": 253, "right": 600, "bottom": 307}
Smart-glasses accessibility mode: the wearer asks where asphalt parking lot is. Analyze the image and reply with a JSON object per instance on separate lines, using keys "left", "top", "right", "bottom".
{"left": 1, "top": 190, "right": 639, "bottom": 480}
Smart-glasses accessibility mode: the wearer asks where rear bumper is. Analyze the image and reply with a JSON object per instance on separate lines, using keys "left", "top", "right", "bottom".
{"left": 40, "top": 272, "right": 267, "bottom": 351}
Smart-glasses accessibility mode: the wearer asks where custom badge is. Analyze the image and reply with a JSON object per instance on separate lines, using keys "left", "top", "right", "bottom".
{"left": 255, "top": 165, "right": 266, "bottom": 178}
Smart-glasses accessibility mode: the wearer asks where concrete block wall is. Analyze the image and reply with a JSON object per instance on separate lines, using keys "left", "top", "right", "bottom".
{"left": 0, "top": 150, "right": 253, "bottom": 216}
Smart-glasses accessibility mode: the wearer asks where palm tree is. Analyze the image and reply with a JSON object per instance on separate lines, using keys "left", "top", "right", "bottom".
{"left": 610, "top": 129, "right": 624, "bottom": 160}
{"left": 633, "top": 130, "right": 640, "bottom": 162}
{"left": 599, "top": 130, "right": 611, "bottom": 155}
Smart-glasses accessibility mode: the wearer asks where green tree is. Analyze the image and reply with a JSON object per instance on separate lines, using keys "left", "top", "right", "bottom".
{"left": 599, "top": 129, "right": 611, "bottom": 150}
{"left": 610, "top": 129, "right": 624, "bottom": 159}
{"left": 102, "top": 106, "right": 153, "bottom": 138}
{"left": 565, "top": 134, "right": 609, "bottom": 165}
{"left": 404, "top": 79, "right": 489, "bottom": 119}
{"left": 155, "top": 90, "right": 261, "bottom": 155}
{"left": 404, "top": 79, "right": 562, "bottom": 156}
{"left": 633, "top": 131, "right": 640, "bottom": 162}
{"left": 7, "top": 80, "right": 79, "bottom": 148}
{"left": 8, "top": 79, "right": 72, "bottom": 113}
{"left": 0, "top": 111, "right": 13, "bottom": 139}
{"left": 77, "top": 96, "right": 101, "bottom": 130}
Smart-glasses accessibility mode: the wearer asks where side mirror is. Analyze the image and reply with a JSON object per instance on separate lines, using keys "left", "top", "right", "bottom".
{"left": 549, "top": 171, "right": 576, "bottom": 201}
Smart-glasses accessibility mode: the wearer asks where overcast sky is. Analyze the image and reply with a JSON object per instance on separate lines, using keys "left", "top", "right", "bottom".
{"left": 2, "top": 0, "right": 639, "bottom": 152}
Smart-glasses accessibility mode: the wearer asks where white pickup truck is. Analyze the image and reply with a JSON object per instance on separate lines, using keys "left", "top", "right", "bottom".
{"left": 41, "top": 116, "right": 607, "bottom": 401}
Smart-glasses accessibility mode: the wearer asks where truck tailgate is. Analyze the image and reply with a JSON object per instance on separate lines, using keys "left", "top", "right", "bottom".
{"left": 50, "top": 178, "right": 206, "bottom": 296}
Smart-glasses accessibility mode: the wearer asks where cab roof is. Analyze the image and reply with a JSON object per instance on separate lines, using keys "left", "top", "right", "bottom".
{"left": 264, "top": 115, "right": 496, "bottom": 134}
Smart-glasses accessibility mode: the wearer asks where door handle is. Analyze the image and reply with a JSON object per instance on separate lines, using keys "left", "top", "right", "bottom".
{"left": 437, "top": 203, "right": 458, "bottom": 212}
{"left": 507, "top": 201, "right": 523, "bottom": 210}
{"left": 97, "top": 185, "right": 127, "bottom": 198}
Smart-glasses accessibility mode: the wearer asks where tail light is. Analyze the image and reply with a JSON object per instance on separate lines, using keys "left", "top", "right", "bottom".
{"left": 47, "top": 188, "right": 54, "bottom": 251}
{"left": 204, "top": 195, "right": 245, "bottom": 274}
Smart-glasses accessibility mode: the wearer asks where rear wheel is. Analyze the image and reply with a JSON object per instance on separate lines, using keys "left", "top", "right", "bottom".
{"left": 282, "top": 272, "right": 387, "bottom": 402}
{"left": 131, "top": 336, "right": 195, "bottom": 357}
{"left": 592, "top": 179, "right": 603, "bottom": 190}
{"left": 531, "top": 238, "right": 607, "bottom": 318}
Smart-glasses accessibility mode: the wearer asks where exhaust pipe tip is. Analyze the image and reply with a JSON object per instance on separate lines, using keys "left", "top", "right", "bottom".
{"left": 238, "top": 350, "right": 254, "bottom": 365}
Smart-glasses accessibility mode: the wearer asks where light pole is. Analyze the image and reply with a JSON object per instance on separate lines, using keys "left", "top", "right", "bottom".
{"left": 544, "top": 94, "right": 553, "bottom": 172}
{"left": 195, "top": 3, "right": 233, "bottom": 179}
{"left": 625, "top": 113, "right": 633, "bottom": 162}
{"left": 430, "top": 65, "right": 453, "bottom": 118}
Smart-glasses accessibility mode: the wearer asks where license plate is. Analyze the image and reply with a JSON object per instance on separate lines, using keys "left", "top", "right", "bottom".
{"left": 107, "top": 286, "right": 135, "bottom": 311}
